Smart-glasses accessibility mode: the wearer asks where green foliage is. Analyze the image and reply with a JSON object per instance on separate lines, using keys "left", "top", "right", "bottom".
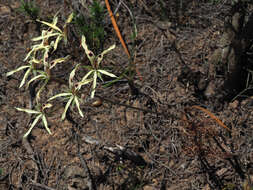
{"left": 73, "top": 0, "right": 106, "bottom": 53}
{"left": 0, "top": 168, "right": 2, "bottom": 175}
{"left": 18, "top": 0, "right": 39, "bottom": 20}
{"left": 89, "top": 0, "right": 105, "bottom": 23}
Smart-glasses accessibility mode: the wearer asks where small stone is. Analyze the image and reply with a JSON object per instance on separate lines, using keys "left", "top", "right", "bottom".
{"left": 143, "top": 185, "right": 158, "bottom": 190}
{"left": 229, "top": 100, "right": 239, "bottom": 109}
{"left": 204, "top": 81, "right": 216, "bottom": 98}
{"left": 198, "top": 78, "right": 208, "bottom": 91}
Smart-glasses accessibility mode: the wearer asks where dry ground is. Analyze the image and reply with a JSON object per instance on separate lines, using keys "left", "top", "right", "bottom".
{"left": 1, "top": 0, "right": 253, "bottom": 189}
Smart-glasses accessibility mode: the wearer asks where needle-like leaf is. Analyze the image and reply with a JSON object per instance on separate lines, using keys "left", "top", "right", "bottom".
{"left": 53, "top": 35, "right": 63, "bottom": 51}
{"left": 77, "top": 78, "right": 92, "bottom": 90}
{"left": 97, "top": 71, "right": 103, "bottom": 81}
{"left": 42, "top": 103, "right": 52, "bottom": 109}
{"left": 36, "top": 79, "right": 48, "bottom": 103}
{"left": 65, "top": 12, "right": 74, "bottom": 24}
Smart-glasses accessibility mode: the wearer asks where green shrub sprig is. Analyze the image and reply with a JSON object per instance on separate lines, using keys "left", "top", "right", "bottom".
{"left": 73, "top": 0, "right": 106, "bottom": 53}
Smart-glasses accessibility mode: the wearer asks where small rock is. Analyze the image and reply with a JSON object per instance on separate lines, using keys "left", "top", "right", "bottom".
{"left": 204, "top": 81, "right": 216, "bottom": 98}
{"left": 229, "top": 100, "right": 239, "bottom": 109}
{"left": 198, "top": 78, "right": 208, "bottom": 91}
{"left": 143, "top": 185, "right": 158, "bottom": 190}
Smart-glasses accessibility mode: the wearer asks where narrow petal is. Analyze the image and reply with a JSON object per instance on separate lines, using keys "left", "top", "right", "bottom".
{"left": 26, "top": 74, "right": 45, "bottom": 88}
{"left": 74, "top": 96, "right": 84, "bottom": 117}
{"left": 32, "top": 32, "right": 60, "bottom": 41}
{"left": 16, "top": 107, "right": 41, "bottom": 114}
{"left": 98, "top": 69, "right": 117, "bottom": 78}
{"left": 6, "top": 65, "right": 30, "bottom": 76}
{"left": 42, "top": 115, "right": 52, "bottom": 135}
{"left": 61, "top": 96, "right": 74, "bottom": 120}
{"left": 19, "top": 68, "right": 32, "bottom": 88}
{"left": 48, "top": 92, "right": 72, "bottom": 101}
{"left": 81, "top": 70, "right": 94, "bottom": 82}
{"left": 53, "top": 35, "right": 63, "bottom": 51}
{"left": 81, "top": 35, "right": 95, "bottom": 64}
{"left": 37, "top": 20, "right": 62, "bottom": 33}
{"left": 91, "top": 71, "right": 97, "bottom": 98}
{"left": 97, "top": 44, "right": 115, "bottom": 66}
{"left": 69, "top": 64, "right": 80, "bottom": 88}
{"left": 23, "top": 114, "right": 42, "bottom": 138}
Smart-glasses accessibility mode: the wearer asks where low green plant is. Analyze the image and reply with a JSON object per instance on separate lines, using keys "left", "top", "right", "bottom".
{"left": 18, "top": 0, "right": 40, "bottom": 21}
{"left": 73, "top": 0, "right": 106, "bottom": 53}
{"left": 7, "top": 12, "right": 117, "bottom": 138}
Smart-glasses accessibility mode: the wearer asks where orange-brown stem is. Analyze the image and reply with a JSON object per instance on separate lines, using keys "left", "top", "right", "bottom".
{"left": 192, "top": 105, "right": 231, "bottom": 131}
{"left": 105, "top": 0, "right": 143, "bottom": 81}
